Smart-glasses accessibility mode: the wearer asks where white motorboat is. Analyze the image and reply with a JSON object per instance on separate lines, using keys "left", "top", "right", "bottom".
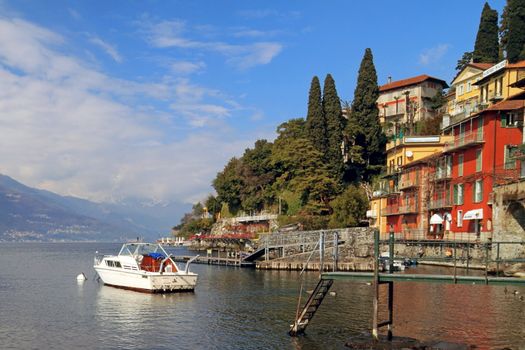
{"left": 94, "top": 243, "right": 198, "bottom": 293}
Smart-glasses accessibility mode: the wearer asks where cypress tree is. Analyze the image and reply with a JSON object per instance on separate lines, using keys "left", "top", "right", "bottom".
{"left": 505, "top": 0, "right": 525, "bottom": 62}
{"left": 305, "top": 76, "right": 327, "bottom": 156}
{"left": 322, "top": 74, "right": 345, "bottom": 182}
{"left": 349, "top": 48, "right": 386, "bottom": 181}
{"left": 473, "top": 2, "right": 499, "bottom": 63}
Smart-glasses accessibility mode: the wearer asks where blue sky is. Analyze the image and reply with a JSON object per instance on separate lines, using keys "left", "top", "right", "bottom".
{"left": 0, "top": 0, "right": 506, "bottom": 205}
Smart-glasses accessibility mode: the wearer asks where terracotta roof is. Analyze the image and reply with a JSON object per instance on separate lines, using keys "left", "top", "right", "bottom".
{"left": 468, "top": 62, "right": 494, "bottom": 70}
{"left": 507, "top": 60, "right": 525, "bottom": 68}
{"left": 486, "top": 99, "right": 525, "bottom": 111}
{"left": 379, "top": 74, "right": 448, "bottom": 92}
{"left": 450, "top": 62, "right": 494, "bottom": 85}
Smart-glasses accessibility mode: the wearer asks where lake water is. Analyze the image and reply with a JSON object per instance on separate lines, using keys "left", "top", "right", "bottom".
{"left": 0, "top": 243, "right": 524, "bottom": 349}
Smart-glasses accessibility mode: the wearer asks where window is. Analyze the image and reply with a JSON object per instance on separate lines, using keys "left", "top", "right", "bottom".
{"left": 397, "top": 156, "right": 402, "bottom": 166}
{"left": 458, "top": 84, "right": 464, "bottom": 96}
{"left": 446, "top": 155, "right": 452, "bottom": 177}
{"left": 477, "top": 116, "right": 483, "bottom": 140}
{"left": 454, "top": 183, "right": 464, "bottom": 205}
{"left": 501, "top": 112, "right": 522, "bottom": 127}
{"left": 458, "top": 154, "right": 464, "bottom": 176}
{"left": 497, "top": 77, "right": 503, "bottom": 96}
{"left": 474, "top": 180, "right": 483, "bottom": 203}
{"left": 505, "top": 145, "right": 519, "bottom": 169}
{"left": 481, "top": 85, "right": 488, "bottom": 103}
{"left": 476, "top": 149, "right": 482, "bottom": 172}
{"left": 459, "top": 123, "right": 466, "bottom": 138}
{"left": 457, "top": 210, "right": 463, "bottom": 227}
{"left": 467, "top": 82, "right": 472, "bottom": 92}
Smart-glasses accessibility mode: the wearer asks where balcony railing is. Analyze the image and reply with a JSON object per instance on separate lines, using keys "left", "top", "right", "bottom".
{"left": 428, "top": 197, "right": 453, "bottom": 209}
{"left": 381, "top": 201, "right": 418, "bottom": 216}
{"left": 398, "top": 203, "right": 419, "bottom": 214}
{"left": 398, "top": 176, "right": 419, "bottom": 190}
{"left": 444, "top": 103, "right": 489, "bottom": 129}
{"left": 433, "top": 168, "right": 452, "bottom": 181}
{"left": 444, "top": 131, "right": 484, "bottom": 152}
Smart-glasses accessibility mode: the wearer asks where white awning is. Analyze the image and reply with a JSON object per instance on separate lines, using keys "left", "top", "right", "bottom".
{"left": 430, "top": 213, "right": 444, "bottom": 224}
{"left": 463, "top": 209, "right": 483, "bottom": 220}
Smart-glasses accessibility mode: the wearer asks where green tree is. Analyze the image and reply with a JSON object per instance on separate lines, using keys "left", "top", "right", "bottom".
{"left": 204, "top": 195, "right": 221, "bottom": 218}
{"left": 349, "top": 48, "right": 386, "bottom": 181}
{"left": 212, "top": 157, "right": 243, "bottom": 213}
{"left": 504, "top": 0, "right": 525, "bottom": 62}
{"left": 238, "top": 139, "right": 275, "bottom": 211}
{"left": 328, "top": 185, "right": 368, "bottom": 228}
{"left": 473, "top": 2, "right": 499, "bottom": 63}
{"left": 342, "top": 102, "right": 365, "bottom": 182}
{"left": 305, "top": 76, "right": 327, "bottom": 157}
{"left": 271, "top": 119, "right": 340, "bottom": 215}
{"left": 456, "top": 51, "right": 474, "bottom": 72}
{"left": 322, "top": 74, "right": 346, "bottom": 182}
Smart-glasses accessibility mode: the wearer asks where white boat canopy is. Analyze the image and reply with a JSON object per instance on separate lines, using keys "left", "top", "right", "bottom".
{"left": 430, "top": 213, "right": 444, "bottom": 224}
{"left": 463, "top": 209, "right": 483, "bottom": 220}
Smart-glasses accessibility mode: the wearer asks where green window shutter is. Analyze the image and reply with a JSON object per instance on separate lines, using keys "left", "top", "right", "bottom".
{"left": 501, "top": 114, "right": 507, "bottom": 127}
{"left": 453, "top": 184, "right": 458, "bottom": 204}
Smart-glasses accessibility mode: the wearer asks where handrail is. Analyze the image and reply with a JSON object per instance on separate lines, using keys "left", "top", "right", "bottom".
{"left": 300, "top": 239, "right": 320, "bottom": 276}
{"left": 184, "top": 255, "right": 199, "bottom": 274}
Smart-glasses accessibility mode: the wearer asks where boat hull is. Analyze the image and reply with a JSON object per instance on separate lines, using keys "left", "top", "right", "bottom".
{"left": 94, "top": 266, "right": 197, "bottom": 293}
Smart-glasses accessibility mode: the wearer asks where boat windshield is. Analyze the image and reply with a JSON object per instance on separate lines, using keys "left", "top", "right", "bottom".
{"left": 118, "top": 243, "right": 166, "bottom": 258}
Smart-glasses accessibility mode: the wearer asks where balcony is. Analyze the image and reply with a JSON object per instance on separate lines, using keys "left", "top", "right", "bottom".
{"left": 398, "top": 203, "right": 419, "bottom": 214}
{"left": 489, "top": 93, "right": 504, "bottom": 103}
{"left": 398, "top": 176, "right": 419, "bottom": 190}
{"left": 444, "top": 131, "right": 484, "bottom": 152}
{"left": 382, "top": 202, "right": 419, "bottom": 216}
{"left": 443, "top": 104, "right": 489, "bottom": 129}
{"left": 433, "top": 168, "right": 452, "bottom": 181}
{"left": 428, "top": 197, "right": 453, "bottom": 209}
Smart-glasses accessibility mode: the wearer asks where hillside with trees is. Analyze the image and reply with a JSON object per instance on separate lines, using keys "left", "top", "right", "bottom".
{"left": 175, "top": 49, "right": 384, "bottom": 236}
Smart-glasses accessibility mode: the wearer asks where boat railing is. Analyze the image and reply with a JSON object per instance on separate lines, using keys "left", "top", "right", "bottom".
{"left": 94, "top": 252, "right": 105, "bottom": 266}
{"left": 184, "top": 255, "right": 199, "bottom": 274}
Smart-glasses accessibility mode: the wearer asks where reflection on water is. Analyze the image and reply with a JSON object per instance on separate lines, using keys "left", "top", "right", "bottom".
{"left": 0, "top": 243, "right": 523, "bottom": 349}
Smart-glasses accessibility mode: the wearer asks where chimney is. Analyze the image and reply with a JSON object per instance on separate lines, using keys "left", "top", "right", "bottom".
{"left": 387, "top": 76, "right": 392, "bottom": 84}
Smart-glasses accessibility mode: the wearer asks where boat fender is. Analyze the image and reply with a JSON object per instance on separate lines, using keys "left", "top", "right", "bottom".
{"left": 76, "top": 272, "right": 88, "bottom": 282}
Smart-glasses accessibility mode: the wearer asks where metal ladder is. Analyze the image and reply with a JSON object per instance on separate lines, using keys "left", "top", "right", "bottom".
{"left": 289, "top": 278, "right": 334, "bottom": 336}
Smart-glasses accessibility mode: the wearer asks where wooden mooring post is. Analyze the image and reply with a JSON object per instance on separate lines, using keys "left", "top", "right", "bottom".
{"left": 372, "top": 229, "right": 394, "bottom": 341}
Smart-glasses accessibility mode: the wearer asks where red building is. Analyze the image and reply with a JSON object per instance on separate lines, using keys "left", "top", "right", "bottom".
{"left": 442, "top": 96, "right": 525, "bottom": 240}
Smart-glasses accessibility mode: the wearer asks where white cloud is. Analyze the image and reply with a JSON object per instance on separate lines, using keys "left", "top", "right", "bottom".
{"left": 0, "top": 17, "right": 255, "bottom": 204}
{"left": 68, "top": 8, "right": 81, "bottom": 20}
{"left": 89, "top": 36, "right": 123, "bottom": 63}
{"left": 141, "top": 19, "right": 283, "bottom": 69}
{"left": 232, "top": 28, "right": 281, "bottom": 38}
{"left": 227, "top": 42, "right": 283, "bottom": 69}
{"left": 419, "top": 44, "right": 450, "bottom": 66}
{"left": 170, "top": 60, "right": 206, "bottom": 74}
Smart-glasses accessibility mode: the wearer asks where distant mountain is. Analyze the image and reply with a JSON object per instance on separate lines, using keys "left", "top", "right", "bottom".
{"left": 0, "top": 174, "right": 190, "bottom": 242}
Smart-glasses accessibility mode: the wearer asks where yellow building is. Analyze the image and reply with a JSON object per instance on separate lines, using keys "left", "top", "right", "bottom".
{"left": 475, "top": 60, "right": 525, "bottom": 106}
{"left": 368, "top": 135, "right": 451, "bottom": 237}
{"left": 447, "top": 62, "right": 493, "bottom": 118}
